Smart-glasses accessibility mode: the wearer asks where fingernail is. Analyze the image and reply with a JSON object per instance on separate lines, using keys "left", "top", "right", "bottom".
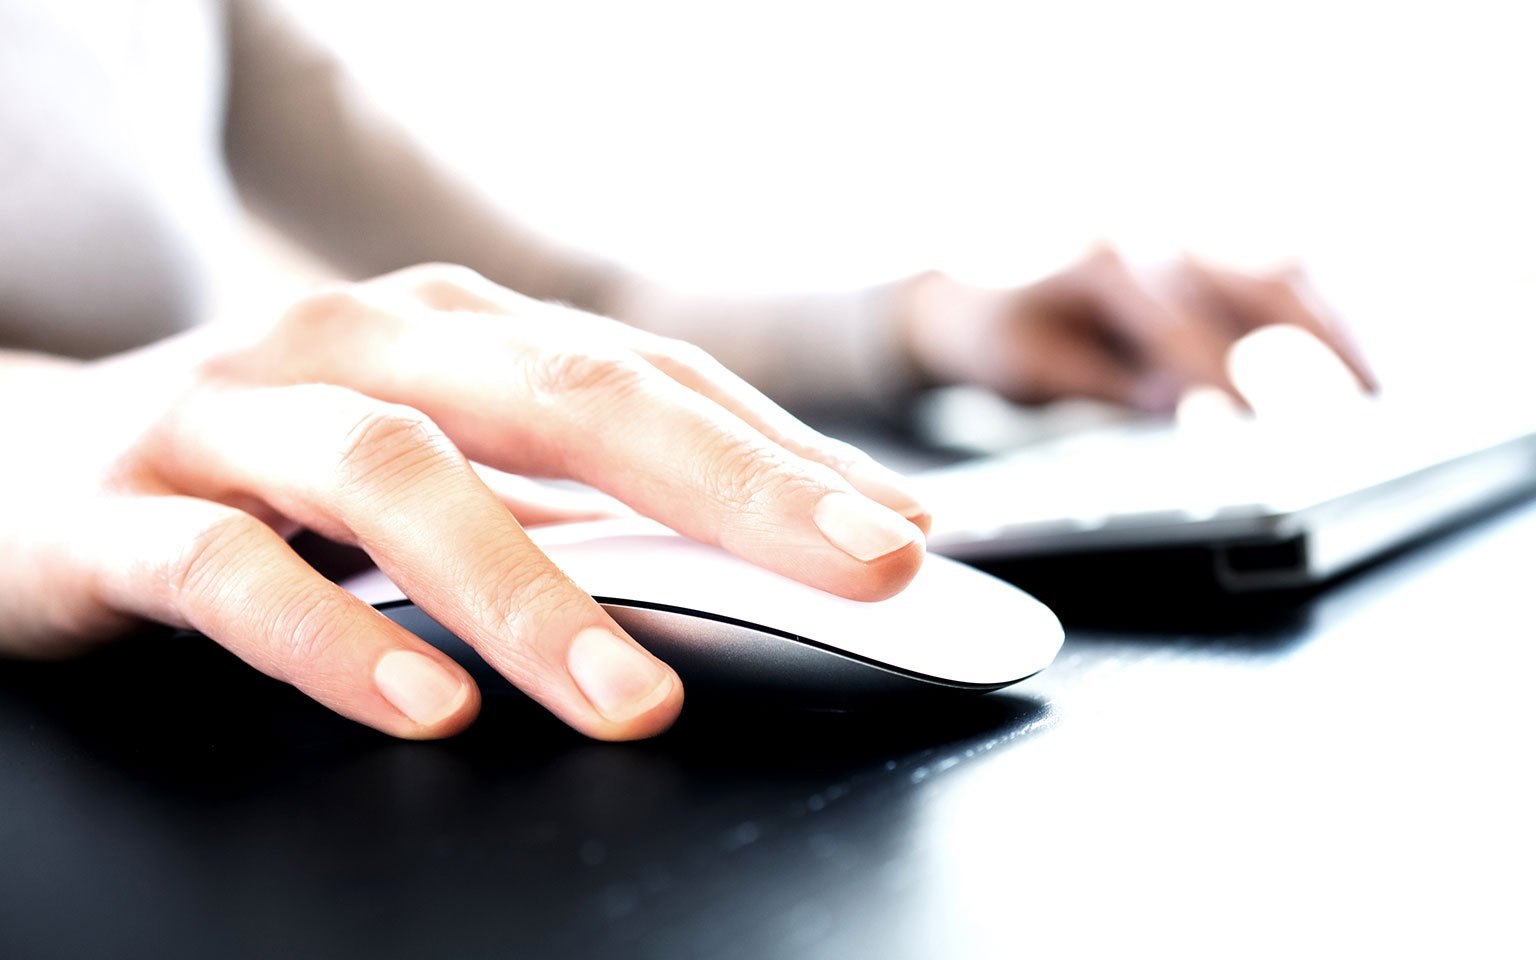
{"left": 567, "top": 627, "right": 675, "bottom": 722}
{"left": 813, "top": 491, "right": 923, "bottom": 562}
{"left": 842, "top": 459, "right": 929, "bottom": 523}
{"left": 375, "top": 650, "right": 470, "bottom": 727}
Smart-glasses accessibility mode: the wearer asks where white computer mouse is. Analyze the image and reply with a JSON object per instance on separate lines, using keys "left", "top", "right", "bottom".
{"left": 344, "top": 519, "right": 1063, "bottom": 705}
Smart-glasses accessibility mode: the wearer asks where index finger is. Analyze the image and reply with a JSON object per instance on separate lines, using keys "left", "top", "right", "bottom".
{"left": 394, "top": 265, "right": 933, "bottom": 533}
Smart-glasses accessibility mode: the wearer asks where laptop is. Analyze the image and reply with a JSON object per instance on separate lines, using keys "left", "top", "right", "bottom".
{"left": 908, "top": 393, "right": 1536, "bottom": 591}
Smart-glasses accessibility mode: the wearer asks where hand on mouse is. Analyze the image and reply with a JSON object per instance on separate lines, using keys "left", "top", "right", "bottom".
{"left": 0, "top": 264, "right": 930, "bottom": 741}
{"left": 895, "top": 245, "right": 1377, "bottom": 412}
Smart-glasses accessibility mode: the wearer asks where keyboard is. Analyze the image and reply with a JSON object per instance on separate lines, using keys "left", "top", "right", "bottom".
{"left": 912, "top": 398, "right": 1536, "bottom": 590}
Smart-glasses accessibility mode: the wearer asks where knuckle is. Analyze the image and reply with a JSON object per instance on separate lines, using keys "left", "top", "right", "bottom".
{"left": 401, "top": 262, "right": 488, "bottom": 303}
{"left": 525, "top": 347, "right": 650, "bottom": 405}
{"left": 269, "top": 585, "right": 352, "bottom": 677}
{"left": 333, "top": 405, "right": 453, "bottom": 500}
{"left": 704, "top": 440, "right": 807, "bottom": 516}
{"left": 401, "top": 262, "right": 483, "bottom": 286}
{"left": 477, "top": 547, "right": 590, "bottom": 661}
{"left": 202, "top": 291, "right": 381, "bottom": 383}
{"left": 277, "top": 287, "right": 375, "bottom": 339}
{"left": 167, "top": 509, "right": 268, "bottom": 603}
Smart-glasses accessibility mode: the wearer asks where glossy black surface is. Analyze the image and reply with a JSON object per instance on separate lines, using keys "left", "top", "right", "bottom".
{"left": 3, "top": 499, "right": 1534, "bottom": 959}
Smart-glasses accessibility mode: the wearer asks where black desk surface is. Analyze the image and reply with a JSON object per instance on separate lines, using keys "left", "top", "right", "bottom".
{"left": 3, "top": 498, "right": 1533, "bottom": 959}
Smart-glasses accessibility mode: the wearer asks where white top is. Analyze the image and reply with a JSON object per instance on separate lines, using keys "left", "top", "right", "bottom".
{"left": 0, "top": 0, "right": 916, "bottom": 412}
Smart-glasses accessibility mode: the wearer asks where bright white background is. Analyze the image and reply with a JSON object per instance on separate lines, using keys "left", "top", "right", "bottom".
{"left": 262, "top": 0, "right": 1535, "bottom": 400}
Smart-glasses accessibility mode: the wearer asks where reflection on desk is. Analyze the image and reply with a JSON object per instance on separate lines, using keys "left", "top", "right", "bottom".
{"left": 2, "top": 501, "right": 1533, "bottom": 959}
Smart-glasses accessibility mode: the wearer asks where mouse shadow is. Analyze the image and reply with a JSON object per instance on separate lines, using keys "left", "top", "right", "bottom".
{"left": 291, "top": 530, "right": 1054, "bottom": 776}
{"left": 2, "top": 638, "right": 1052, "bottom": 960}
{"left": 0, "top": 620, "right": 1049, "bottom": 804}
{"left": 519, "top": 687, "right": 1048, "bottom": 780}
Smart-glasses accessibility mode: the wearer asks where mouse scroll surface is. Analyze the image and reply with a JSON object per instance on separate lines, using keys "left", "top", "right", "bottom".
{"left": 346, "top": 519, "right": 1063, "bottom": 702}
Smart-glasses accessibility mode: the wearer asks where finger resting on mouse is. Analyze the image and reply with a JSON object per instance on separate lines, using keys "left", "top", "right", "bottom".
{"left": 79, "top": 494, "right": 482, "bottom": 740}
{"left": 370, "top": 265, "right": 934, "bottom": 534}
{"left": 525, "top": 369, "right": 928, "bottom": 603}
{"left": 139, "top": 382, "right": 684, "bottom": 741}
{"left": 257, "top": 289, "right": 928, "bottom": 603}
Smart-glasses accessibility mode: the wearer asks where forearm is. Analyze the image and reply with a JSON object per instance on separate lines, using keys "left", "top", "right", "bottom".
{"left": 605, "top": 276, "right": 927, "bottom": 415}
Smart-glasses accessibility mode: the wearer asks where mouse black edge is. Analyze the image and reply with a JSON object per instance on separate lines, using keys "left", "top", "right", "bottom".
{"left": 371, "top": 597, "right": 1038, "bottom": 692}
{"left": 602, "top": 597, "right": 1033, "bottom": 693}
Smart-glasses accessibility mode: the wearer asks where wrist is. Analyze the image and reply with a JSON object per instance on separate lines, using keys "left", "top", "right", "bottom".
{"left": 890, "top": 270, "right": 1009, "bottom": 391}
{"left": 890, "top": 270, "right": 955, "bottom": 390}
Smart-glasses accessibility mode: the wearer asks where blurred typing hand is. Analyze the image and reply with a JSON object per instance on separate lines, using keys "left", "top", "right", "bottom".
{"left": 897, "top": 245, "right": 1376, "bottom": 414}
